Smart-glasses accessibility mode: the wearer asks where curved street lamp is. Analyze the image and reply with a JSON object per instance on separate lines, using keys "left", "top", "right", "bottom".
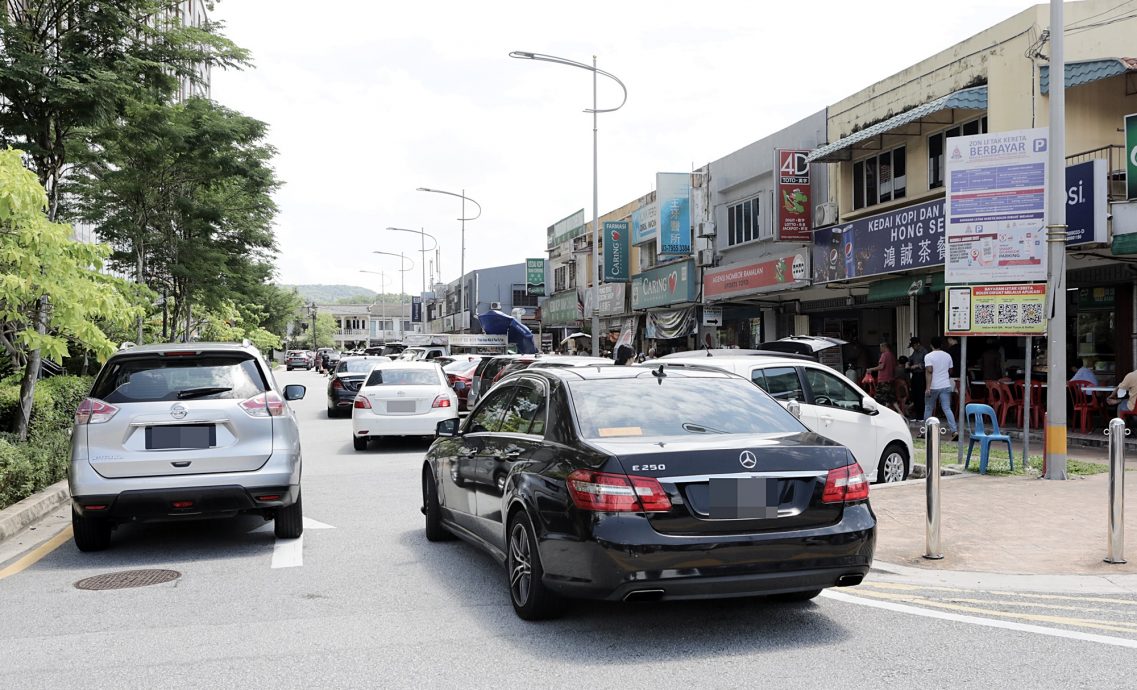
{"left": 509, "top": 50, "right": 627, "bottom": 357}
{"left": 373, "top": 251, "right": 414, "bottom": 340}
{"left": 417, "top": 187, "right": 481, "bottom": 333}
{"left": 386, "top": 226, "right": 438, "bottom": 296}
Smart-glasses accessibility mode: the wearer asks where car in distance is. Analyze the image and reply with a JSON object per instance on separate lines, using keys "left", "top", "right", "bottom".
{"left": 351, "top": 360, "right": 458, "bottom": 450}
{"left": 68, "top": 342, "right": 307, "bottom": 551}
{"left": 421, "top": 365, "right": 874, "bottom": 620}
{"left": 327, "top": 355, "right": 390, "bottom": 417}
{"left": 286, "top": 349, "right": 313, "bottom": 371}
{"left": 646, "top": 355, "right": 914, "bottom": 483}
{"left": 441, "top": 356, "right": 484, "bottom": 411}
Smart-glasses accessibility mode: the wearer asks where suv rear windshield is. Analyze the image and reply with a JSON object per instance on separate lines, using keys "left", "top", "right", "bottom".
{"left": 569, "top": 377, "right": 802, "bottom": 439}
{"left": 92, "top": 355, "right": 268, "bottom": 403}
{"left": 365, "top": 369, "right": 442, "bottom": 387}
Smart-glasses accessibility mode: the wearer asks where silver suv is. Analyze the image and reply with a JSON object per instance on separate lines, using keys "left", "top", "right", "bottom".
{"left": 68, "top": 342, "right": 307, "bottom": 551}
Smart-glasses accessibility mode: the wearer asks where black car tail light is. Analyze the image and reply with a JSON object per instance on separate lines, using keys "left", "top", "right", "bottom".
{"left": 332, "top": 378, "right": 344, "bottom": 390}
{"left": 821, "top": 462, "right": 870, "bottom": 504}
{"left": 566, "top": 470, "right": 671, "bottom": 512}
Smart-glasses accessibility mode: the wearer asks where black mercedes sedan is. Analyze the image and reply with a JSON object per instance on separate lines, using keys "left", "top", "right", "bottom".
{"left": 421, "top": 365, "right": 875, "bottom": 620}
{"left": 326, "top": 355, "right": 389, "bottom": 417}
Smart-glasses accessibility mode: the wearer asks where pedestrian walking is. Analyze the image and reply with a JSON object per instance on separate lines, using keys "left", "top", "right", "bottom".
{"left": 866, "top": 342, "right": 902, "bottom": 415}
{"left": 923, "top": 336, "right": 958, "bottom": 439}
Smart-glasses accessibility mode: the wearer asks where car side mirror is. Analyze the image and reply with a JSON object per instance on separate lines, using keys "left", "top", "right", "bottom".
{"left": 436, "top": 418, "right": 460, "bottom": 437}
{"left": 283, "top": 384, "right": 306, "bottom": 401}
{"left": 860, "top": 396, "right": 879, "bottom": 415}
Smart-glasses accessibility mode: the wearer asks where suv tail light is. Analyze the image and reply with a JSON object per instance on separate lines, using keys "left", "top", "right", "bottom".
{"left": 239, "top": 392, "right": 285, "bottom": 417}
{"left": 432, "top": 395, "right": 452, "bottom": 408}
{"left": 75, "top": 398, "right": 119, "bottom": 425}
{"left": 354, "top": 396, "right": 372, "bottom": 409}
{"left": 566, "top": 470, "right": 671, "bottom": 513}
{"left": 821, "top": 462, "right": 870, "bottom": 504}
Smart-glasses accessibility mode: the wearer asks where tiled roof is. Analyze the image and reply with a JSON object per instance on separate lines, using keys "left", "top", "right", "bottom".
{"left": 807, "top": 86, "right": 988, "bottom": 163}
{"left": 1040, "top": 58, "right": 1137, "bottom": 94}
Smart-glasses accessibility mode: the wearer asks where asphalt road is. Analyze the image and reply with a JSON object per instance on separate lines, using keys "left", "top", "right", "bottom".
{"left": 1, "top": 367, "right": 1136, "bottom": 687}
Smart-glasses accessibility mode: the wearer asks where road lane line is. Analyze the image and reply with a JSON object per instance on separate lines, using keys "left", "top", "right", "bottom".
{"left": 0, "top": 526, "right": 72, "bottom": 581}
{"left": 271, "top": 535, "right": 304, "bottom": 568}
{"left": 822, "top": 590, "right": 1137, "bottom": 649}
{"left": 941, "top": 597, "right": 1137, "bottom": 617}
{"left": 866, "top": 581, "right": 1137, "bottom": 607}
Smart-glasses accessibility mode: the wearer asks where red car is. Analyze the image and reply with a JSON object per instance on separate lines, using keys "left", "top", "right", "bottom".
{"left": 442, "top": 356, "right": 484, "bottom": 411}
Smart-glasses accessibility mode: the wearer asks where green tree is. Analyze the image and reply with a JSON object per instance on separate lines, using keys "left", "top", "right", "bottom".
{"left": 293, "top": 312, "right": 336, "bottom": 350}
{"left": 0, "top": 149, "right": 142, "bottom": 438}
{"left": 198, "top": 301, "right": 282, "bottom": 353}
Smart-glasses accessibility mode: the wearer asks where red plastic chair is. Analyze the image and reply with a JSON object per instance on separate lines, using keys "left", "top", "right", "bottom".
{"left": 1017, "top": 380, "right": 1045, "bottom": 428}
{"left": 998, "top": 380, "right": 1021, "bottom": 428}
{"left": 1068, "top": 380, "right": 1102, "bottom": 433}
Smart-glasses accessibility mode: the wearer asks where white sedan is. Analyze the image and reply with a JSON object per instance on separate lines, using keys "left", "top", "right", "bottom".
{"left": 351, "top": 361, "right": 458, "bottom": 450}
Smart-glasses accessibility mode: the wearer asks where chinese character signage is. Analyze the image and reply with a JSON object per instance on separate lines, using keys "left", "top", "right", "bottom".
{"left": 657, "top": 173, "right": 691, "bottom": 255}
{"left": 811, "top": 199, "right": 946, "bottom": 282}
{"left": 632, "top": 260, "right": 695, "bottom": 310}
{"left": 944, "top": 128, "right": 1049, "bottom": 283}
{"left": 525, "top": 258, "right": 546, "bottom": 296}
{"left": 632, "top": 199, "right": 657, "bottom": 245}
{"left": 1127, "top": 113, "right": 1137, "bottom": 200}
{"left": 775, "top": 150, "right": 812, "bottom": 241}
{"left": 602, "top": 221, "right": 629, "bottom": 282}
{"left": 704, "top": 252, "right": 809, "bottom": 300}
{"left": 945, "top": 284, "right": 1047, "bottom": 336}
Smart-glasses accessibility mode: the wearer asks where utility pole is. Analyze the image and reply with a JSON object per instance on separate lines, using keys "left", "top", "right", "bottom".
{"left": 1044, "top": 0, "right": 1068, "bottom": 480}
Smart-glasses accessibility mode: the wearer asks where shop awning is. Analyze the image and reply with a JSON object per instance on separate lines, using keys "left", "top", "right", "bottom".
{"left": 867, "top": 273, "right": 945, "bottom": 303}
{"left": 807, "top": 86, "right": 988, "bottom": 163}
{"left": 1040, "top": 58, "right": 1137, "bottom": 94}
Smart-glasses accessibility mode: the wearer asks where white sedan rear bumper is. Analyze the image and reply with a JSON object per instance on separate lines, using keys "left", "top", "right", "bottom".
{"left": 351, "top": 407, "right": 458, "bottom": 438}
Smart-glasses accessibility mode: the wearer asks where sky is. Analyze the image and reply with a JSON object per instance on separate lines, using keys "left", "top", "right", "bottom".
{"left": 209, "top": 0, "right": 1043, "bottom": 294}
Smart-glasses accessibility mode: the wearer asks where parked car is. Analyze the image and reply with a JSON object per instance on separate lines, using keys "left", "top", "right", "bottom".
{"left": 68, "top": 342, "right": 308, "bottom": 551}
{"left": 422, "top": 365, "right": 874, "bottom": 620}
{"left": 644, "top": 354, "right": 913, "bottom": 483}
{"left": 327, "top": 355, "right": 390, "bottom": 417}
{"left": 286, "top": 349, "right": 312, "bottom": 371}
{"left": 351, "top": 361, "right": 458, "bottom": 450}
{"left": 442, "top": 355, "right": 485, "bottom": 411}
{"left": 467, "top": 354, "right": 533, "bottom": 409}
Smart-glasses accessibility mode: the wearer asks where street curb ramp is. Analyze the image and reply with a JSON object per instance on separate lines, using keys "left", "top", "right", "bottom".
{"left": 0, "top": 480, "right": 70, "bottom": 543}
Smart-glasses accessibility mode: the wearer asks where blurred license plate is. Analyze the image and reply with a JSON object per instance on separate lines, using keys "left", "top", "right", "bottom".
{"left": 709, "top": 477, "right": 778, "bottom": 519}
{"left": 145, "top": 424, "right": 215, "bottom": 450}
{"left": 387, "top": 400, "right": 415, "bottom": 413}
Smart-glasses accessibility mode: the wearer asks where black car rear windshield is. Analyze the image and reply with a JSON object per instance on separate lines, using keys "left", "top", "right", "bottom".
{"left": 364, "top": 369, "right": 441, "bottom": 387}
{"left": 338, "top": 359, "right": 382, "bottom": 374}
{"left": 568, "top": 377, "right": 803, "bottom": 439}
{"left": 93, "top": 355, "right": 268, "bottom": 403}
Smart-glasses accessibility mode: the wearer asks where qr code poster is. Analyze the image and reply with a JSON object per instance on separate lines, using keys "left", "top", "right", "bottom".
{"left": 945, "top": 284, "right": 1047, "bottom": 336}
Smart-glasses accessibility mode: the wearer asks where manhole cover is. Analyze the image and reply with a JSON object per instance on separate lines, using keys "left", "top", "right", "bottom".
{"left": 74, "top": 569, "right": 181, "bottom": 591}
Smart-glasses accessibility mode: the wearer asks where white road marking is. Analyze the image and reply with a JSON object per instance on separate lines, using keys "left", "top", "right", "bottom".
{"left": 822, "top": 590, "right": 1137, "bottom": 649}
{"left": 261, "top": 517, "right": 335, "bottom": 568}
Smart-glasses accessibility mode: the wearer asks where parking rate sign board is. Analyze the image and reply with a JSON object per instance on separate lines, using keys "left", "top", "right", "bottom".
{"left": 944, "top": 128, "right": 1049, "bottom": 283}
{"left": 945, "top": 283, "right": 1047, "bottom": 336}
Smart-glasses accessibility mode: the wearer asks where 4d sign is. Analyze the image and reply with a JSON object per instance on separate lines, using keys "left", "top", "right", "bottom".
{"left": 603, "top": 221, "right": 629, "bottom": 282}
{"left": 775, "top": 149, "right": 812, "bottom": 242}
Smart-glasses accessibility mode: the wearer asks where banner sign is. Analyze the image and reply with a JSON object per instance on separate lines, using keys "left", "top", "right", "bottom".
{"left": 775, "top": 150, "right": 812, "bottom": 241}
{"left": 657, "top": 172, "right": 691, "bottom": 255}
{"left": 1127, "top": 113, "right": 1137, "bottom": 200}
{"left": 811, "top": 199, "right": 945, "bottom": 282}
{"left": 602, "top": 221, "right": 629, "bottom": 282}
{"left": 632, "top": 198, "right": 658, "bottom": 245}
{"left": 525, "top": 258, "right": 546, "bottom": 296}
{"left": 583, "top": 282, "right": 627, "bottom": 318}
{"left": 945, "top": 283, "right": 1047, "bottom": 336}
{"left": 411, "top": 296, "right": 422, "bottom": 323}
{"left": 944, "top": 128, "right": 1049, "bottom": 283}
{"left": 1066, "top": 159, "right": 1107, "bottom": 246}
{"left": 541, "top": 289, "right": 582, "bottom": 325}
{"left": 546, "top": 209, "right": 586, "bottom": 250}
{"left": 646, "top": 307, "right": 696, "bottom": 339}
{"left": 704, "top": 253, "right": 809, "bottom": 300}
{"left": 632, "top": 260, "right": 695, "bottom": 310}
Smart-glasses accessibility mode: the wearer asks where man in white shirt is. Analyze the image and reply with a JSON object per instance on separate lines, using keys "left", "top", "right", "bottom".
{"left": 922, "top": 336, "right": 958, "bottom": 439}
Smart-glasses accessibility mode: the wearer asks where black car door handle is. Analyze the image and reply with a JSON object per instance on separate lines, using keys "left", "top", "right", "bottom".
{"left": 499, "top": 450, "right": 522, "bottom": 459}
{"left": 458, "top": 448, "right": 477, "bottom": 458}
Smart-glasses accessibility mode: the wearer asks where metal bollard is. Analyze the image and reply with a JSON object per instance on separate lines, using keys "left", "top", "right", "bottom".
{"left": 787, "top": 399, "right": 801, "bottom": 420}
{"left": 924, "top": 417, "right": 943, "bottom": 560}
{"left": 1105, "top": 417, "right": 1129, "bottom": 564}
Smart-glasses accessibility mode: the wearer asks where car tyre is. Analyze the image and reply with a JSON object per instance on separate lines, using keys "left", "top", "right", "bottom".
{"left": 327, "top": 406, "right": 340, "bottom": 418}
{"left": 72, "top": 506, "right": 112, "bottom": 552}
{"left": 770, "top": 588, "right": 822, "bottom": 602}
{"left": 422, "top": 466, "right": 454, "bottom": 542}
{"left": 286, "top": 366, "right": 293, "bottom": 371}
{"left": 353, "top": 435, "right": 368, "bottom": 451}
{"left": 274, "top": 491, "right": 303, "bottom": 539}
{"left": 506, "top": 511, "right": 564, "bottom": 621}
{"left": 878, "top": 442, "right": 909, "bottom": 484}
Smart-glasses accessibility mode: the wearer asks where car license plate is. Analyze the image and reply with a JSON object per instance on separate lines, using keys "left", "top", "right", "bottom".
{"left": 708, "top": 477, "right": 778, "bottom": 519}
{"left": 387, "top": 400, "right": 415, "bottom": 413}
{"left": 145, "top": 424, "right": 215, "bottom": 450}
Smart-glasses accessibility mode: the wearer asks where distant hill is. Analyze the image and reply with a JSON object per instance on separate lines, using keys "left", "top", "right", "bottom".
{"left": 282, "top": 284, "right": 377, "bottom": 304}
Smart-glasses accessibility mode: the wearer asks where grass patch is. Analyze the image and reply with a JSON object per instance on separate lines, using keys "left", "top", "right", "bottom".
{"left": 911, "top": 438, "right": 1109, "bottom": 476}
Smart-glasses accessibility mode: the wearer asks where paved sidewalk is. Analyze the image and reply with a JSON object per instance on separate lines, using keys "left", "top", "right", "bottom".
{"left": 871, "top": 471, "right": 1137, "bottom": 576}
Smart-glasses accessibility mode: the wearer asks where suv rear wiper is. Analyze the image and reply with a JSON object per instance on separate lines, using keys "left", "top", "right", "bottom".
{"left": 682, "top": 422, "right": 728, "bottom": 434}
{"left": 176, "top": 386, "right": 233, "bottom": 399}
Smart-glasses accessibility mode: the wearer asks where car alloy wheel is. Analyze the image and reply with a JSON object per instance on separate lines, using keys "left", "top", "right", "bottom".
{"left": 505, "top": 512, "right": 564, "bottom": 620}
{"left": 878, "top": 444, "right": 908, "bottom": 483}
{"left": 508, "top": 521, "right": 532, "bottom": 606}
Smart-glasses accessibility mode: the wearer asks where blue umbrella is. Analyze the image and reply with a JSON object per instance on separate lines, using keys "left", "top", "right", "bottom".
{"left": 477, "top": 310, "right": 537, "bottom": 354}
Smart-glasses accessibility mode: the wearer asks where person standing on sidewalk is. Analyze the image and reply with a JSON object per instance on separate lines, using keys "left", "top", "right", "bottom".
{"left": 867, "top": 342, "right": 902, "bottom": 415}
{"left": 907, "top": 337, "right": 927, "bottom": 419}
{"left": 923, "top": 337, "right": 958, "bottom": 440}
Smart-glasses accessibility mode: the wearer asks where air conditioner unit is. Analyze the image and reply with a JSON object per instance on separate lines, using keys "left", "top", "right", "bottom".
{"left": 697, "top": 221, "right": 716, "bottom": 238}
{"left": 697, "top": 249, "right": 715, "bottom": 267}
{"left": 815, "top": 202, "right": 838, "bottom": 227}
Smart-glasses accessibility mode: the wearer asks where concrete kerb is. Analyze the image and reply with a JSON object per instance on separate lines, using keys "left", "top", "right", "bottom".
{"left": 868, "top": 558, "right": 1137, "bottom": 595}
{"left": 0, "top": 480, "right": 70, "bottom": 544}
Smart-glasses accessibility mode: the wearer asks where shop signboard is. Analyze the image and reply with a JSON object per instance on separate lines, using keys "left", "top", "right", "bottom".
{"left": 657, "top": 172, "right": 691, "bottom": 255}
{"left": 547, "top": 209, "right": 586, "bottom": 250}
{"left": 944, "top": 128, "right": 1049, "bottom": 283}
{"left": 703, "top": 252, "right": 809, "bottom": 301}
{"left": 582, "top": 283, "right": 627, "bottom": 318}
{"left": 811, "top": 199, "right": 945, "bottom": 282}
{"left": 632, "top": 198, "right": 658, "bottom": 245}
{"left": 944, "top": 283, "right": 1047, "bottom": 336}
{"left": 541, "top": 289, "right": 583, "bottom": 326}
{"left": 411, "top": 296, "right": 422, "bottom": 323}
{"left": 1065, "top": 160, "right": 1107, "bottom": 246}
{"left": 775, "top": 149, "right": 812, "bottom": 241}
{"left": 602, "top": 221, "right": 629, "bottom": 282}
{"left": 525, "top": 258, "right": 546, "bottom": 296}
{"left": 1127, "top": 113, "right": 1137, "bottom": 200}
{"left": 632, "top": 260, "right": 696, "bottom": 310}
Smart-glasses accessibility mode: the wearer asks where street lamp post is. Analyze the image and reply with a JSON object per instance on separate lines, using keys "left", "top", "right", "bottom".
{"left": 509, "top": 51, "right": 627, "bottom": 357}
{"left": 386, "top": 226, "right": 438, "bottom": 297}
{"left": 359, "top": 269, "right": 391, "bottom": 343}
{"left": 373, "top": 251, "right": 414, "bottom": 340}
{"left": 307, "top": 302, "right": 317, "bottom": 350}
{"left": 417, "top": 188, "right": 481, "bottom": 333}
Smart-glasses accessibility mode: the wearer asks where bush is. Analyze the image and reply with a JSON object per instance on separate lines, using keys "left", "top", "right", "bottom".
{"left": 0, "top": 375, "right": 91, "bottom": 437}
{"left": 0, "top": 429, "right": 71, "bottom": 509}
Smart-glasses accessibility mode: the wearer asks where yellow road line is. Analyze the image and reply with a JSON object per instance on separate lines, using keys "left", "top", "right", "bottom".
{"left": 850, "top": 588, "right": 1137, "bottom": 635}
{"left": 0, "top": 526, "right": 72, "bottom": 581}
{"left": 942, "top": 597, "right": 1137, "bottom": 621}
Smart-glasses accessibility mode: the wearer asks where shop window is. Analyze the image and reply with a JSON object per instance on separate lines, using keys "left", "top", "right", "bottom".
{"left": 852, "top": 147, "right": 904, "bottom": 210}
{"left": 639, "top": 240, "right": 657, "bottom": 270}
{"left": 554, "top": 266, "right": 567, "bottom": 292}
{"left": 512, "top": 284, "right": 538, "bottom": 307}
{"left": 725, "top": 196, "right": 761, "bottom": 247}
{"left": 929, "top": 116, "right": 988, "bottom": 189}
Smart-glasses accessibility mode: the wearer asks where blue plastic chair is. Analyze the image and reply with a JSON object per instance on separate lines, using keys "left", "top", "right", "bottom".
{"left": 964, "top": 403, "right": 1014, "bottom": 474}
